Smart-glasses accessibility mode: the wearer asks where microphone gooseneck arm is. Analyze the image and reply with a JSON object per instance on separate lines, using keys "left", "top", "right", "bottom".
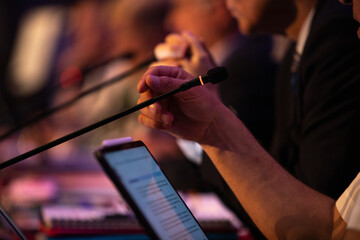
{"left": 0, "top": 57, "right": 155, "bottom": 142}
{"left": 0, "top": 67, "right": 227, "bottom": 170}
{"left": 0, "top": 206, "right": 27, "bottom": 240}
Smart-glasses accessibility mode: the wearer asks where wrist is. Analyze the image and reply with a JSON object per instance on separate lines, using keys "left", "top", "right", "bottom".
{"left": 199, "top": 104, "right": 242, "bottom": 150}
{"left": 200, "top": 103, "right": 267, "bottom": 157}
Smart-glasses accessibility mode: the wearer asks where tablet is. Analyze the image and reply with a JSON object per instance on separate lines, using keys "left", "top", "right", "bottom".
{"left": 94, "top": 140, "right": 208, "bottom": 240}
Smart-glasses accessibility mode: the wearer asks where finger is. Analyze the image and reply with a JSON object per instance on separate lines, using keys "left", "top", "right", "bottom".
{"left": 165, "top": 33, "right": 188, "bottom": 47}
{"left": 138, "top": 103, "right": 162, "bottom": 120}
{"left": 138, "top": 66, "right": 193, "bottom": 93}
{"left": 181, "top": 31, "right": 209, "bottom": 60}
{"left": 145, "top": 75, "right": 184, "bottom": 93}
{"left": 138, "top": 111, "right": 173, "bottom": 130}
{"left": 137, "top": 88, "right": 174, "bottom": 130}
{"left": 137, "top": 91, "right": 162, "bottom": 115}
{"left": 145, "top": 65, "right": 191, "bottom": 79}
{"left": 154, "top": 43, "right": 186, "bottom": 60}
{"left": 138, "top": 113, "right": 164, "bottom": 130}
{"left": 155, "top": 33, "right": 188, "bottom": 60}
{"left": 139, "top": 105, "right": 163, "bottom": 124}
{"left": 137, "top": 74, "right": 150, "bottom": 93}
{"left": 150, "top": 60, "right": 181, "bottom": 68}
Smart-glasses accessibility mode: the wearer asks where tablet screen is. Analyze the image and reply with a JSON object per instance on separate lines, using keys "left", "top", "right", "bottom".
{"left": 103, "top": 145, "right": 208, "bottom": 240}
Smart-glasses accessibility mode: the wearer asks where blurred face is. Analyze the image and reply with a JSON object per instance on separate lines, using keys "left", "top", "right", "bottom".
{"left": 225, "top": 0, "right": 297, "bottom": 35}
{"left": 166, "top": 0, "right": 216, "bottom": 39}
{"left": 340, "top": 0, "right": 360, "bottom": 38}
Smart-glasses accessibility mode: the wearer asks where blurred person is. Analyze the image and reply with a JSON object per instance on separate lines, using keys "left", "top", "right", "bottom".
{"left": 150, "top": 0, "right": 360, "bottom": 200}
{"left": 0, "top": 0, "right": 113, "bottom": 166}
{"left": 157, "top": 0, "right": 278, "bottom": 149}
{"left": 50, "top": 0, "right": 180, "bottom": 164}
{"left": 56, "top": 0, "right": 111, "bottom": 74}
{"left": 135, "top": 0, "right": 360, "bottom": 238}
{"left": 1, "top": 3, "right": 67, "bottom": 127}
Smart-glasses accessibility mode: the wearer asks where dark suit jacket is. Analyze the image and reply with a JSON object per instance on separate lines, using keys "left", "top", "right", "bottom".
{"left": 271, "top": 0, "right": 360, "bottom": 199}
{"left": 219, "top": 35, "right": 277, "bottom": 150}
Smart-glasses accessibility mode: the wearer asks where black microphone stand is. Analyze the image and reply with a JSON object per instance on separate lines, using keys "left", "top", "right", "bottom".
{"left": 0, "top": 80, "right": 189, "bottom": 170}
{"left": 0, "top": 57, "right": 155, "bottom": 142}
{"left": 0, "top": 206, "right": 27, "bottom": 240}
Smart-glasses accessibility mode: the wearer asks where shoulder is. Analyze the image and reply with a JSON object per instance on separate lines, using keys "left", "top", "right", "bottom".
{"left": 303, "top": 0, "right": 359, "bottom": 63}
{"left": 299, "top": 0, "right": 360, "bottom": 100}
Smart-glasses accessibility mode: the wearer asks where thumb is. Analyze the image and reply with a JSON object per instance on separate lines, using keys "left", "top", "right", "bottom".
{"left": 138, "top": 66, "right": 194, "bottom": 93}
{"left": 145, "top": 74, "right": 185, "bottom": 93}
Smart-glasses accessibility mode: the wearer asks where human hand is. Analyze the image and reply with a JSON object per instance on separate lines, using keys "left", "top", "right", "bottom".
{"left": 153, "top": 31, "right": 217, "bottom": 77}
{"left": 137, "top": 65, "right": 223, "bottom": 143}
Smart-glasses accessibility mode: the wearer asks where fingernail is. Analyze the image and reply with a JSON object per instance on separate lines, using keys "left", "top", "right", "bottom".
{"left": 161, "top": 114, "right": 171, "bottom": 128}
{"left": 149, "top": 104, "right": 157, "bottom": 113}
{"left": 137, "top": 82, "right": 142, "bottom": 92}
{"left": 150, "top": 75, "right": 161, "bottom": 88}
{"left": 137, "top": 79, "right": 147, "bottom": 92}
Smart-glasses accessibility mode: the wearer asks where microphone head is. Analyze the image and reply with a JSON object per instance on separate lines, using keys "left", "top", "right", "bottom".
{"left": 206, "top": 67, "right": 228, "bottom": 84}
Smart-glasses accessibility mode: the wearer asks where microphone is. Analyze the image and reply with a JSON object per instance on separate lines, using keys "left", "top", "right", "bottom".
{"left": 0, "top": 67, "right": 228, "bottom": 170}
{"left": 178, "top": 66, "right": 228, "bottom": 91}
{"left": 59, "top": 52, "right": 134, "bottom": 88}
{"left": 82, "top": 53, "right": 134, "bottom": 77}
{"left": 0, "top": 56, "right": 155, "bottom": 142}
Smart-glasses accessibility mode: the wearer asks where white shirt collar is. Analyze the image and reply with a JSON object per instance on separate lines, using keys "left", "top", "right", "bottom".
{"left": 336, "top": 172, "right": 360, "bottom": 231}
{"left": 296, "top": 8, "right": 315, "bottom": 56}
